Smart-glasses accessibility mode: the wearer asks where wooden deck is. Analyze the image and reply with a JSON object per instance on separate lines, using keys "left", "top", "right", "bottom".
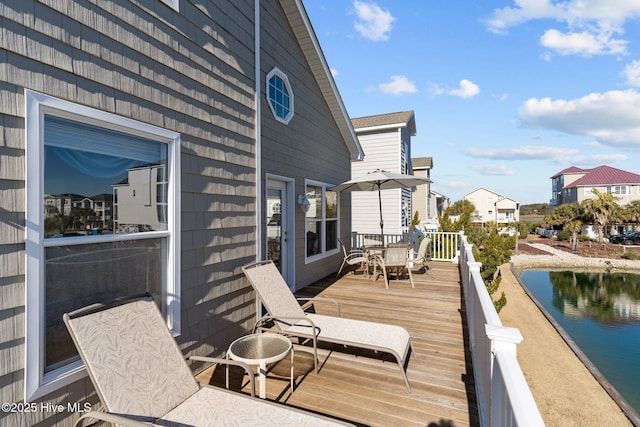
{"left": 197, "top": 262, "right": 479, "bottom": 426}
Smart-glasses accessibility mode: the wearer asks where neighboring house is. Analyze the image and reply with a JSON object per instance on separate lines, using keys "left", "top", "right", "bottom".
{"left": 113, "top": 164, "right": 167, "bottom": 233}
{"left": 430, "top": 190, "right": 450, "bottom": 219}
{"left": 0, "top": 1, "right": 362, "bottom": 425}
{"left": 551, "top": 165, "right": 640, "bottom": 208}
{"left": 350, "top": 111, "right": 416, "bottom": 235}
{"left": 464, "top": 188, "right": 520, "bottom": 227}
{"left": 411, "top": 157, "right": 448, "bottom": 231}
{"left": 411, "top": 157, "right": 432, "bottom": 223}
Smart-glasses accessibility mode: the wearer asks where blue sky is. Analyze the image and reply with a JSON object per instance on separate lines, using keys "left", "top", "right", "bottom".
{"left": 305, "top": 1, "right": 640, "bottom": 205}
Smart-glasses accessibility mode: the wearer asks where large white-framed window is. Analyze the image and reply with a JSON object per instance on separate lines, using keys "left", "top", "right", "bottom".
{"left": 266, "top": 67, "right": 294, "bottom": 124}
{"left": 25, "top": 90, "right": 181, "bottom": 401}
{"left": 607, "top": 185, "right": 629, "bottom": 195}
{"left": 305, "top": 181, "right": 338, "bottom": 260}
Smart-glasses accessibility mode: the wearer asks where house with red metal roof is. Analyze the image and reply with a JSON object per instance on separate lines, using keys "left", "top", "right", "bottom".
{"left": 551, "top": 165, "right": 640, "bottom": 208}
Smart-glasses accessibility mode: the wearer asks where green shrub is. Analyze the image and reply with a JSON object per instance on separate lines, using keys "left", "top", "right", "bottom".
{"left": 557, "top": 230, "right": 571, "bottom": 241}
{"left": 622, "top": 251, "right": 640, "bottom": 260}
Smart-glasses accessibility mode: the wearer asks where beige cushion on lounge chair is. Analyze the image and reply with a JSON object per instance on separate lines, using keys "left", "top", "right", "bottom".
{"left": 64, "top": 294, "right": 352, "bottom": 427}
{"left": 242, "top": 260, "right": 414, "bottom": 392}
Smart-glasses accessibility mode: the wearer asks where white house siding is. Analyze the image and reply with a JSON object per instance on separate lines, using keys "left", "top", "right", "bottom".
{"left": 260, "top": 2, "right": 353, "bottom": 288}
{"left": 465, "top": 188, "right": 519, "bottom": 226}
{"left": 578, "top": 185, "right": 640, "bottom": 206}
{"left": 352, "top": 130, "right": 405, "bottom": 235}
{"left": 0, "top": 1, "right": 257, "bottom": 425}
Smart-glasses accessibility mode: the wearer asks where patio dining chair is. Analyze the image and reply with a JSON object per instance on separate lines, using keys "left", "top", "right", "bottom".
{"left": 411, "top": 237, "right": 431, "bottom": 272}
{"left": 373, "top": 244, "right": 415, "bottom": 289}
{"left": 64, "top": 293, "right": 352, "bottom": 427}
{"left": 336, "top": 238, "right": 369, "bottom": 277}
{"left": 242, "top": 260, "right": 414, "bottom": 392}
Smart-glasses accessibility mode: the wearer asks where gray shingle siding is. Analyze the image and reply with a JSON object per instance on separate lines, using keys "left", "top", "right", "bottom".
{"left": 0, "top": 0, "right": 354, "bottom": 424}
{"left": 1, "top": 0, "right": 257, "bottom": 424}
{"left": 260, "top": 1, "right": 351, "bottom": 287}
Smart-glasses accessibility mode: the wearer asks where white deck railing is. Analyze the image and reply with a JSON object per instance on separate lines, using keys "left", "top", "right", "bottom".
{"left": 458, "top": 232, "right": 545, "bottom": 427}
{"left": 352, "top": 230, "right": 544, "bottom": 426}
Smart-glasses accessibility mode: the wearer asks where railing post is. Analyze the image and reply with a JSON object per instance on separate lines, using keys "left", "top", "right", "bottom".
{"left": 466, "top": 261, "right": 481, "bottom": 340}
{"left": 486, "top": 325, "right": 524, "bottom": 427}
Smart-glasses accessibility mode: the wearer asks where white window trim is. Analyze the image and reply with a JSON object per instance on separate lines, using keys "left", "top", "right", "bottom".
{"left": 24, "top": 90, "right": 181, "bottom": 401}
{"left": 304, "top": 179, "right": 339, "bottom": 263}
{"left": 266, "top": 67, "right": 294, "bottom": 125}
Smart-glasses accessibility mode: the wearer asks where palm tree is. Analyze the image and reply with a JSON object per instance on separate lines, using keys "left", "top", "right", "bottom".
{"left": 582, "top": 189, "right": 619, "bottom": 243}
{"left": 623, "top": 200, "right": 640, "bottom": 231}
{"left": 545, "top": 202, "right": 585, "bottom": 250}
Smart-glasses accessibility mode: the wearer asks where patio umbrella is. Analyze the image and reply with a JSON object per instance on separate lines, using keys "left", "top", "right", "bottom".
{"left": 329, "top": 169, "right": 431, "bottom": 238}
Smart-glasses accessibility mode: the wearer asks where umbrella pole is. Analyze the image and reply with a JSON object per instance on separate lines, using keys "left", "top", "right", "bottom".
{"left": 377, "top": 186, "right": 384, "bottom": 243}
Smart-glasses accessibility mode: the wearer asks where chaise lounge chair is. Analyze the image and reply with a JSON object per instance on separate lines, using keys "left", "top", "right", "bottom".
{"left": 242, "top": 260, "right": 415, "bottom": 392}
{"left": 63, "top": 293, "right": 352, "bottom": 427}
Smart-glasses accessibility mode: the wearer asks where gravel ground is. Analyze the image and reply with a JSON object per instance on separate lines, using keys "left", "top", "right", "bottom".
{"left": 500, "top": 241, "right": 638, "bottom": 426}
{"left": 513, "top": 241, "right": 640, "bottom": 272}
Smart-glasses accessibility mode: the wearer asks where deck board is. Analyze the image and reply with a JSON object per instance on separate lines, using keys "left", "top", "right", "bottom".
{"left": 197, "top": 262, "right": 479, "bottom": 426}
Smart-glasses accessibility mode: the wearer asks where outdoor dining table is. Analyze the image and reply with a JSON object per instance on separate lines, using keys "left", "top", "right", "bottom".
{"left": 363, "top": 245, "right": 386, "bottom": 279}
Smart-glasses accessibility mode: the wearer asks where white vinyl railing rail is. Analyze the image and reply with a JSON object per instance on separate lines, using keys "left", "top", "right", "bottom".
{"left": 458, "top": 232, "right": 545, "bottom": 427}
{"left": 350, "top": 231, "right": 460, "bottom": 262}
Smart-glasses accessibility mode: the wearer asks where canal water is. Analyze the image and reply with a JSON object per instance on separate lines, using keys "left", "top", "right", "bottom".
{"left": 519, "top": 270, "right": 640, "bottom": 415}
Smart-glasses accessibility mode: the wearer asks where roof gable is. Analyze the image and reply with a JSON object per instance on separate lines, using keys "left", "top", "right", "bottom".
{"left": 550, "top": 166, "right": 590, "bottom": 179}
{"left": 568, "top": 165, "right": 640, "bottom": 187}
{"left": 464, "top": 187, "right": 518, "bottom": 203}
{"left": 351, "top": 111, "right": 416, "bottom": 135}
{"left": 412, "top": 157, "right": 433, "bottom": 169}
{"left": 280, "top": 0, "right": 364, "bottom": 161}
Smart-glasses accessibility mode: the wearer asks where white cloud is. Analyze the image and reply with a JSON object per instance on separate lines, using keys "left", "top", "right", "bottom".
{"left": 471, "top": 164, "right": 515, "bottom": 176}
{"left": 353, "top": 1, "right": 396, "bottom": 41}
{"left": 578, "top": 153, "right": 627, "bottom": 165}
{"left": 485, "top": 0, "right": 640, "bottom": 56}
{"left": 518, "top": 89, "right": 640, "bottom": 150}
{"left": 623, "top": 60, "right": 640, "bottom": 86}
{"left": 378, "top": 75, "right": 417, "bottom": 95}
{"left": 493, "top": 93, "right": 509, "bottom": 102}
{"left": 447, "top": 79, "right": 480, "bottom": 99}
{"left": 440, "top": 180, "right": 468, "bottom": 189}
{"left": 428, "top": 83, "right": 446, "bottom": 96}
{"left": 330, "top": 68, "right": 339, "bottom": 77}
{"left": 540, "top": 29, "right": 627, "bottom": 56}
{"left": 464, "top": 145, "right": 579, "bottom": 163}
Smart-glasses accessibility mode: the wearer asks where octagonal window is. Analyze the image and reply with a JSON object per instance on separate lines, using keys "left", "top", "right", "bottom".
{"left": 266, "top": 68, "right": 294, "bottom": 124}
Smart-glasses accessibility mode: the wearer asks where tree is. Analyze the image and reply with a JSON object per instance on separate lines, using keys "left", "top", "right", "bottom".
{"left": 439, "top": 199, "right": 475, "bottom": 235}
{"left": 411, "top": 210, "right": 421, "bottom": 228}
{"left": 621, "top": 200, "right": 640, "bottom": 231}
{"left": 582, "top": 189, "right": 619, "bottom": 243}
{"left": 544, "top": 202, "right": 586, "bottom": 250}
{"left": 472, "top": 230, "right": 513, "bottom": 312}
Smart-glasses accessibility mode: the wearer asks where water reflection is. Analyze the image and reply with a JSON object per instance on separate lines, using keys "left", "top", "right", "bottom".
{"left": 549, "top": 271, "right": 640, "bottom": 323}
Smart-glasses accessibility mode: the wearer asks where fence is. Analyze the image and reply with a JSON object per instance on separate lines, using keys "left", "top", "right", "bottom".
{"left": 351, "top": 229, "right": 546, "bottom": 425}
{"left": 458, "top": 233, "right": 545, "bottom": 426}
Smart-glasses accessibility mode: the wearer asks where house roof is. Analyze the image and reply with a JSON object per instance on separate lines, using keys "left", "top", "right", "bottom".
{"left": 351, "top": 110, "right": 416, "bottom": 136}
{"left": 566, "top": 165, "right": 640, "bottom": 188}
{"left": 464, "top": 187, "right": 518, "bottom": 203}
{"left": 550, "top": 166, "right": 589, "bottom": 179}
{"left": 280, "top": 0, "right": 364, "bottom": 161}
{"left": 412, "top": 157, "right": 433, "bottom": 169}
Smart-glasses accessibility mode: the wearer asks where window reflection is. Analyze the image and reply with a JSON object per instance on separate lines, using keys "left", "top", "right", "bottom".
{"left": 43, "top": 116, "right": 168, "bottom": 238}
